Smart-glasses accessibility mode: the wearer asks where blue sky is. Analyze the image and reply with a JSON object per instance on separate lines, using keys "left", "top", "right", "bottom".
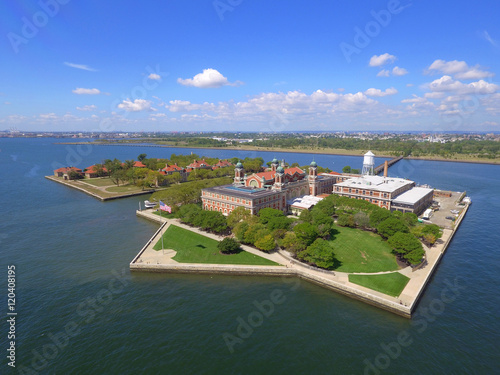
{"left": 1, "top": 0, "right": 500, "bottom": 132}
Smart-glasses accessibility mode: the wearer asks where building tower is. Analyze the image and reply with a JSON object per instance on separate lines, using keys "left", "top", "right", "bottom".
{"left": 273, "top": 166, "right": 285, "bottom": 190}
{"left": 271, "top": 158, "right": 279, "bottom": 171}
{"left": 308, "top": 160, "right": 318, "bottom": 196}
{"left": 234, "top": 161, "right": 245, "bottom": 185}
{"left": 362, "top": 151, "right": 375, "bottom": 176}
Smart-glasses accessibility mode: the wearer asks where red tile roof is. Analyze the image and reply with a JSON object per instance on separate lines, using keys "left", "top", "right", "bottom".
{"left": 54, "top": 167, "right": 83, "bottom": 173}
{"left": 162, "top": 163, "right": 183, "bottom": 172}
{"left": 85, "top": 165, "right": 108, "bottom": 174}
{"left": 285, "top": 167, "right": 305, "bottom": 175}
{"left": 133, "top": 161, "right": 146, "bottom": 168}
{"left": 187, "top": 159, "right": 211, "bottom": 168}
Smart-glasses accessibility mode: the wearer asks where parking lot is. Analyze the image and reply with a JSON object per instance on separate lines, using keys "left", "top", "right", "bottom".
{"left": 423, "top": 191, "right": 465, "bottom": 229}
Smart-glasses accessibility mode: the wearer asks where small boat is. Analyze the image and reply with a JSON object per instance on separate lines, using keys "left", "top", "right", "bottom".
{"left": 144, "top": 200, "right": 157, "bottom": 208}
{"left": 462, "top": 196, "right": 472, "bottom": 204}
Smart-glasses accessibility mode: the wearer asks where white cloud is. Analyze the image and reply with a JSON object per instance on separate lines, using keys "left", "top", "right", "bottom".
{"left": 39, "top": 113, "right": 58, "bottom": 119}
{"left": 406, "top": 83, "right": 414, "bottom": 87}
{"left": 427, "top": 59, "right": 494, "bottom": 80}
{"left": 76, "top": 105, "right": 97, "bottom": 111}
{"left": 364, "top": 87, "right": 398, "bottom": 97}
{"left": 428, "top": 75, "right": 499, "bottom": 95}
{"left": 117, "top": 99, "right": 153, "bottom": 112}
{"left": 481, "top": 30, "right": 498, "bottom": 47}
{"left": 177, "top": 68, "right": 242, "bottom": 88}
{"left": 72, "top": 88, "right": 101, "bottom": 95}
{"left": 64, "top": 62, "right": 97, "bottom": 72}
{"left": 392, "top": 66, "right": 408, "bottom": 76}
{"left": 424, "top": 92, "right": 445, "bottom": 99}
{"left": 148, "top": 73, "right": 161, "bottom": 80}
{"left": 369, "top": 53, "right": 396, "bottom": 67}
{"left": 377, "top": 70, "right": 390, "bottom": 77}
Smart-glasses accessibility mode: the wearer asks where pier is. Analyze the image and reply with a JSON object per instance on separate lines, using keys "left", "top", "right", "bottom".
{"left": 374, "top": 156, "right": 403, "bottom": 175}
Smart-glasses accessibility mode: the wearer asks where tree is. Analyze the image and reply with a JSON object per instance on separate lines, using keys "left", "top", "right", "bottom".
{"left": 227, "top": 206, "right": 253, "bottom": 228}
{"left": 243, "top": 223, "right": 268, "bottom": 245}
{"left": 298, "top": 238, "right": 337, "bottom": 270}
{"left": 68, "top": 170, "right": 83, "bottom": 180}
{"left": 199, "top": 211, "right": 228, "bottom": 233}
{"left": 124, "top": 159, "right": 135, "bottom": 170}
{"left": 92, "top": 163, "right": 106, "bottom": 177}
{"left": 177, "top": 204, "right": 201, "bottom": 224}
{"left": 138, "top": 153, "right": 147, "bottom": 162}
{"left": 293, "top": 222, "right": 318, "bottom": 246}
{"left": 353, "top": 211, "right": 370, "bottom": 229}
{"left": 255, "top": 234, "right": 276, "bottom": 252}
{"left": 279, "top": 231, "right": 306, "bottom": 254}
{"left": 258, "top": 208, "right": 285, "bottom": 224}
{"left": 402, "top": 212, "right": 418, "bottom": 227}
{"left": 342, "top": 166, "right": 351, "bottom": 173}
{"left": 337, "top": 213, "right": 355, "bottom": 227}
{"left": 369, "top": 209, "right": 392, "bottom": 228}
{"left": 233, "top": 221, "right": 250, "bottom": 242}
{"left": 218, "top": 238, "right": 241, "bottom": 254}
{"left": 387, "top": 232, "right": 424, "bottom": 265}
{"left": 351, "top": 168, "right": 360, "bottom": 174}
{"left": 299, "top": 209, "right": 313, "bottom": 223}
{"left": 377, "top": 217, "right": 409, "bottom": 238}
{"left": 312, "top": 198, "right": 336, "bottom": 216}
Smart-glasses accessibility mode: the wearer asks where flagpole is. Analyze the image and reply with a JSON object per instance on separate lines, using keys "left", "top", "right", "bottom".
{"left": 160, "top": 203, "right": 164, "bottom": 250}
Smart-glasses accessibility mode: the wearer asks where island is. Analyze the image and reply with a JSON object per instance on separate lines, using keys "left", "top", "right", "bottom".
{"left": 130, "top": 152, "right": 470, "bottom": 318}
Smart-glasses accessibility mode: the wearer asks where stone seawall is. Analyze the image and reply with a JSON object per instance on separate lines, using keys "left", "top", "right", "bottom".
{"left": 130, "top": 262, "right": 412, "bottom": 318}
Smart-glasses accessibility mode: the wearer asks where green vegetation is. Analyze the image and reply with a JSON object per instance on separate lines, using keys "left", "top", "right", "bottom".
{"left": 298, "top": 238, "right": 338, "bottom": 270}
{"left": 387, "top": 232, "right": 424, "bottom": 265}
{"left": 81, "top": 178, "right": 115, "bottom": 187}
{"left": 217, "top": 238, "right": 241, "bottom": 254}
{"left": 328, "top": 225, "right": 399, "bottom": 273}
{"left": 153, "top": 225, "right": 279, "bottom": 266}
{"left": 348, "top": 273, "right": 410, "bottom": 297}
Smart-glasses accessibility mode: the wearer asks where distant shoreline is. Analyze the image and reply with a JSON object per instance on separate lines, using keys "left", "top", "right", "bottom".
{"left": 54, "top": 141, "right": 500, "bottom": 165}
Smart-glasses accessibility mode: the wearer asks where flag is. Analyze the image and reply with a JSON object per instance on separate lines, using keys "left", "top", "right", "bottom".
{"left": 159, "top": 201, "right": 171, "bottom": 213}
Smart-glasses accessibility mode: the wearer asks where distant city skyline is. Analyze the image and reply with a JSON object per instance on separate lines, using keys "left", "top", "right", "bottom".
{"left": 1, "top": 1, "right": 500, "bottom": 132}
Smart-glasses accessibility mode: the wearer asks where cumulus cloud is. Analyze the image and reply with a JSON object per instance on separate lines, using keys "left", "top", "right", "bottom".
{"left": 377, "top": 70, "right": 390, "bottom": 77}
{"left": 428, "top": 75, "right": 499, "bottom": 95}
{"left": 148, "top": 73, "right": 161, "bottom": 80}
{"left": 392, "top": 66, "right": 408, "bottom": 76}
{"left": 177, "top": 68, "right": 242, "bottom": 88}
{"left": 427, "top": 59, "right": 494, "bottom": 80}
{"left": 64, "top": 62, "right": 97, "bottom": 72}
{"left": 72, "top": 88, "right": 101, "bottom": 95}
{"left": 76, "top": 105, "right": 97, "bottom": 111}
{"left": 369, "top": 53, "right": 396, "bottom": 67}
{"left": 117, "top": 99, "right": 153, "bottom": 112}
{"left": 364, "top": 87, "right": 398, "bottom": 97}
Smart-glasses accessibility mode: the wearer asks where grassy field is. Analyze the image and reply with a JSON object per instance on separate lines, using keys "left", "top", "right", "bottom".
{"left": 329, "top": 225, "right": 399, "bottom": 273}
{"left": 153, "top": 225, "right": 280, "bottom": 266}
{"left": 152, "top": 210, "right": 176, "bottom": 219}
{"left": 80, "top": 178, "right": 114, "bottom": 187}
{"left": 106, "top": 185, "right": 145, "bottom": 193}
{"left": 348, "top": 273, "right": 410, "bottom": 297}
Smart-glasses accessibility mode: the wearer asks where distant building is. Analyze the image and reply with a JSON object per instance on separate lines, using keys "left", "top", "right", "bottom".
{"left": 53, "top": 167, "right": 83, "bottom": 180}
{"left": 186, "top": 159, "right": 212, "bottom": 172}
{"left": 333, "top": 175, "right": 433, "bottom": 214}
{"left": 201, "top": 159, "right": 337, "bottom": 215}
{"left": 84, "top": 165, "right": 108, "bottom": 178}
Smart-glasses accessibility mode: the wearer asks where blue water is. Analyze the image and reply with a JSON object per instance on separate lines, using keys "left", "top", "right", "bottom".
{"left": 0, "top": 138, "right": 499, "bottom": 374}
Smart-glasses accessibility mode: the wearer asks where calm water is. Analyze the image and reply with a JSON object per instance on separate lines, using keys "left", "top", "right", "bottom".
{"left": 0, "top": 138, "right": 499, "bottom": 374}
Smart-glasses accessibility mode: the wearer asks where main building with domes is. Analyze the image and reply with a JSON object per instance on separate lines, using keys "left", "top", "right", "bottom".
{"left": 201, "top": 158, "right": 337, "bottom": 215}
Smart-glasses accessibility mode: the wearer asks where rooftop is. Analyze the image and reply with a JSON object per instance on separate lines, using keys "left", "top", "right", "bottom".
{"left": 335, "top": 175, "right": 414, "bottom": 193}
{"left": 392, "top": 187, "right": 434, "bottom": 205}
{"left": 203, "top": 184, "right": 277, "bottom": 199}
{"left": 288, "top": 195, "right": 324, "bottom": 209}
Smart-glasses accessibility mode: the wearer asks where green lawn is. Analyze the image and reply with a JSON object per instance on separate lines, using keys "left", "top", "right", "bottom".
{"left": 106, "top": 185, "right": 144, "bottom": 193}
{"left": 348, "top": 273, "right": 410, "bottom": 297}
{"left": 81, "top": 178, "right": 114, "bottom": 187}
{"left": 154, "top": 225, "right": 280, "bottom": 266}
{"left": 329, "top": 225, "right": 399, "bottom": 273}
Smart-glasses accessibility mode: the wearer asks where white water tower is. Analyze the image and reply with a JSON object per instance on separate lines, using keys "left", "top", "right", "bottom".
{"left": 362, "top": 151, "right": 375, "bottom": 175}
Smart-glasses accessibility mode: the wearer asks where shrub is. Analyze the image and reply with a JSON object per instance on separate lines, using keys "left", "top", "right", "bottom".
{"left": 218, "top": 238, "right": 241, "bottom": 254}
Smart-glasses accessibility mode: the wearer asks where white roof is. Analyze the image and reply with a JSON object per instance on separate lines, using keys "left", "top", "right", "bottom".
{"left": 334, "top": 175, "right": 414, "bottom": 193}
{"left": 365, "top": 151, "right": 375, "bottom": 156}
{"left": 288, "top": 195, "right": 323, "bottom": 209}
{"left": 392, "top": 187, "right": 434, "bottom": 205}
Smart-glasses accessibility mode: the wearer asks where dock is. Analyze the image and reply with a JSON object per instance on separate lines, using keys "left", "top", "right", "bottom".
{"left": 374, "top": 156, "right": 403, "bottom": 174}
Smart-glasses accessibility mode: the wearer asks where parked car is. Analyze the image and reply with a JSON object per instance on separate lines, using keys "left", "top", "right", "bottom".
{"left": 445, "top": 216, "right": 455, "bottom": 220}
